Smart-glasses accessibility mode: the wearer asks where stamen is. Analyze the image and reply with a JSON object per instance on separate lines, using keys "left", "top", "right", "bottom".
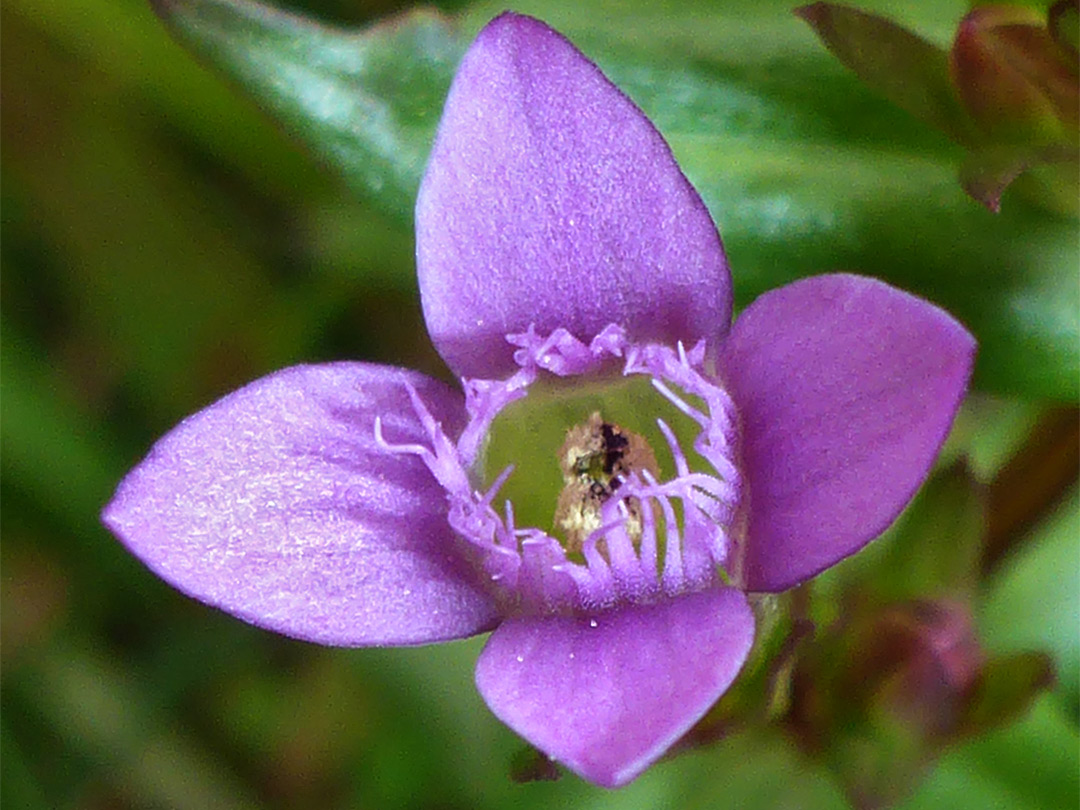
{"left": 502, "top": 500, "right": 519, "bottom": 551}
{"left": 657, "top": 418, "right": 691, "bottom": 477}
{"left": 654, "top": 482, "right": 686, "bottom": 592}
{"left": 480, "top": 465, "right": 515, "bottom": 507}
{"left": 635, "top": 489, "right": 658, "bottom": 574}
{"left": 373, "top": 416, "right": 433, "bottom": 459}
{"left": 651, "top": 378, "right": 709, "bottom": 427}
{"left": 603, "top": 499, "right": 640, "bottom": 580}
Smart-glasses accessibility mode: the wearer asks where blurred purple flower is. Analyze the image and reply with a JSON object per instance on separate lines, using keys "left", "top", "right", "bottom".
{"left": 103, "top": 13, "right": 974, "bottom": 788}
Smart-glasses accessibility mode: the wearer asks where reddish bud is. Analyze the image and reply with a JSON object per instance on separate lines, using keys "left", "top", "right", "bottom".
{"left": 786, "top": 599, "right": 1053, "bottom": 809}
{"left": 950, "top": 4, "right": 1079, "bottom": 144}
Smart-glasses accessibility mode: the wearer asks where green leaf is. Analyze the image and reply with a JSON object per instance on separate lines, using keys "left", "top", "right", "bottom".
{"left": 942, "top": 395, "right": 1045, "bottom": 482}
{"left": 8, "top": 640, "right": 264, "bottom": 810}
{"left": 901, "top": 695, "right": 1079, "bottom": 810}
{"left": 1050, "top": 0, "right": 1080, "bottom": 56}
{"left": 0, "top": 334, "right": 123, "bottom": 538}
{"left": 154, "top": 0, "right": 1078, "bottom": 399}
{"left": 867, "top": 463, "right": 987, "bottom": 601}
{"left": 152, "top": 0, "right": 465, "bottom": 224}
{"left": 0, "top": 720, "right": 50, "bottom": 810}
{"left": 7, "top": 0, "right": 325, "bottom": 202}
{"left": 958, "top": 652, "right": 1056, "bottom": 738}
{"left": 794, "top": 2, "right": 974, "bottom": 141}
{"left": 809, "top": 462, "right": 987, "bottom": 611}
{"left": 979, "top": 486, "right": 1080, "bottom": 710}
{"left": 960, "top": 144, "right": 1079, "bottom": 214}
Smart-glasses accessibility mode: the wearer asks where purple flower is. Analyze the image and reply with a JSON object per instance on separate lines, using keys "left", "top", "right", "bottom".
{"left": 102, "top": 12, "right": 975, "bottom": 788}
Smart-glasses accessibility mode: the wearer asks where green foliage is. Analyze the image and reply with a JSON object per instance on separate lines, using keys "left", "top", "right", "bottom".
{"left": 796, "top": 2, "right": 1079, "bottom": 215}
{"left": 153, "top": 0, "right": 465, "bottom": 222}
{"left": 1, "top": 0, "right": 1076, "bottom": 808}
{"left": 153, "top": 0, "right": 1077, "bottom": 398}
{"left": 981, "top": 486, "right": 1080, "bottom": 710}
{"left": 794, "top": 2, "right": 975, "bottom": 140}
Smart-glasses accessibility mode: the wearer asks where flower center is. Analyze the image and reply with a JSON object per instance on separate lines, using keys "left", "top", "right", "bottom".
{"left": 376, "top": 324, "right": 742, "bottom": 614}
{"left": 554, "top": 412, "right": 660, "bottom": 554}
{"left": 479, "top": 372, "right": 689, "bottom": 559}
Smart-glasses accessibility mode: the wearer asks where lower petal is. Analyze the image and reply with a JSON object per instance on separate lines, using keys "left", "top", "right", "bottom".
{"left": 474, "top": 587, "right": 754, "bottom": 787}
{"left": 721, "top": 274, "right": 976, "bottom": 592}
{"left": 102, "top": 363, "right": 499, "bottom": 646}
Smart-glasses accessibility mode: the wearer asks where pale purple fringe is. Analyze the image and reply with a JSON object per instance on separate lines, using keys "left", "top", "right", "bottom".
{"left": 376, "top": 324, "right": 741, "bottom": 615}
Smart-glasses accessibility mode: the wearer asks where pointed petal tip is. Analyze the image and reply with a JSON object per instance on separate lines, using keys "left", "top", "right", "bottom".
{"left": 793, "top": 3, "right": 826, "bottom": 24}
{"left": 102, "top": 362, "right": 499, "bottom": 647}
{"left": 417, "top": 12, "right": 730, "bottom": 379}
{"left": 146, "top": 0, "right": 184, "bottom": 21}
{"left": 475, "top": 588, "right": 754, "bottom": 787}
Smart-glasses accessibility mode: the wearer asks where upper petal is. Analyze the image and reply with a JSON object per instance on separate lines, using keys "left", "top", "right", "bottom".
{"left": 416, "top": 13, "right": 731, "bottom": 379}
{"left": 721, "top": 274, "right": 976, "bottom": 593}
{"left": 474, "top": 587, "right": 754, "bottom": 787}
{"left": 102, "top": 363, "right": 499, "bottom": 646}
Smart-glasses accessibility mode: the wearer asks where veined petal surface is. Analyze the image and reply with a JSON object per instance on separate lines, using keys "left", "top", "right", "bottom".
{"left": 474, "top": 587, "right": 754, "bottom": 787}
{"left": 416, "top": 12, "right": 731, "bottom": 379}
{"left": 103, "top": 363, "right": 498, "bottom": 646}
{"left": 721, "top": 274, "right": 975, "bottom": 593}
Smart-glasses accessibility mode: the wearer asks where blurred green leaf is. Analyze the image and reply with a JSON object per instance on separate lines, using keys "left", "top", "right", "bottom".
{"left": 958, "top": 651, "right": 1056, "bottom": 737}
{"left": 0, "top": 19, "right": 305, "bottom": 413}
{"left": 152, "top": 0, "right": 465, "bottom": 223}
{"left": 809, "top": 462, "right": 986, "bottom": 614}
{"left": 943, "top": 394, "right": 1044, "bottom": 481}
{"left": 960, "top": 144, "right": 1080, "bottom": 213}
{"left": 0, "top": 335, "right": 123, "bottom": 537}
{"left": 865, "top": 463, "right": 986, "bottom": 601}
{"left": 153, "top": 0, "right": 1077, "bottom": 399}
{"left": 673, "top": 731, "right": 849, "bottom": 810}
{"left": 0, "top": 720, "right": 49, "bottom": 810}
{"left": 900, "top": 695, "right": 1079, "bottom": 810}
{"left": 2, "top": 3, "right": 419, "bottom": 428}
{"left": 794, "top": 2, "right": 974, "bottom": 140}
{"left": 10, "top": 640, "right": 264, "bottom": 810}
{"left": 979, "top": 486, "right": 1080, "bottom": 708}
{"left": 6, "top": 0, "right": 324, "bottom": 202}
{"left": 1050, "top": 0, "right": 1080, "bottom": 54}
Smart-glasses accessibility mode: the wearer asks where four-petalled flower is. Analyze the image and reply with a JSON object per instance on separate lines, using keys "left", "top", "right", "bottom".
{"left": 102, "top": 13, "right": 975, "bottom": 788}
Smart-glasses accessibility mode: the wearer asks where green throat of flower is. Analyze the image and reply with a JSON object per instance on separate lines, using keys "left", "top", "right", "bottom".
{"left": 480, "top": 374, "right": 700, "bottom": 560}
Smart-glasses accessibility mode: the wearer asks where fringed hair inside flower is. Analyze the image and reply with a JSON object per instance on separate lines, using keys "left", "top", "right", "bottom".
{"left": 378, "top": 324, "right": 743, "bottom": 615}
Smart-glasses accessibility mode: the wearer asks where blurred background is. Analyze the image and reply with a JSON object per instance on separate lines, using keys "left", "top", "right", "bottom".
{"left": 2, "top": 0, "right": 1077, "bottom": 808}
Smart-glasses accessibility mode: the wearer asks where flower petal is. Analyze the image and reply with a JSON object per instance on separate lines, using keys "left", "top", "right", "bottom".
{"left": 721, "top": 274, "right": 975, "bottom": 593}
{"left": 474, "top": 587, "right": 754, "bottom": 787}
{"left": 416, "top": 12, "right": 731, "bottom": 379}
{"left": 102, "top": 363, "right": 499, "bottom": 646}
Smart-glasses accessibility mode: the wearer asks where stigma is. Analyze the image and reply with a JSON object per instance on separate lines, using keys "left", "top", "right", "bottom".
{"left": 555, "top": 412, "right": 660, "bottom": 554}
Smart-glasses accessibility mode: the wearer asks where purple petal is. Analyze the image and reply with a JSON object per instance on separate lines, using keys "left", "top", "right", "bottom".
{"left": 474, "top": 587, "right": 754, "bottom": 787}
{"left": 416, "top": 12, "right": 731, "bottom": 379}
{"left": 102, "top": 363, "right": 499, "bottom": 646}
{"left": 721, "top": 274, "right": 975, "bottom": 593}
